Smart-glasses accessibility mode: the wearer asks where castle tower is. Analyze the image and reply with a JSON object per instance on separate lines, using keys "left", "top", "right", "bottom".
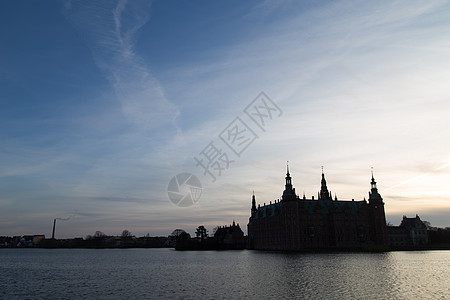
{"left": 368, "top": 169, "right": 388, "bottom": 246}
{"left": 251, "top": 192, "right": 257, "bottom": 216}
{"left": 282, "top": 163, "right": 296, "bottom": 201}
{"left": 369, "top": 169, "right": 383, "bottom": 203}
{"left": 319, "top": 167, "right": 332, "bottom": 201}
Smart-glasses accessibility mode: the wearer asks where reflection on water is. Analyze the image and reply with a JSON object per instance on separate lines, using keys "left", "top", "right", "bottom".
{"left": 0, "top": 249, "right": 449, "bottom": 299}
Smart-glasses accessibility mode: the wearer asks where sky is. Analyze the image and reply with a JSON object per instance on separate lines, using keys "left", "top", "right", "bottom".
{"left": 1, "top": 0, "right": 450, "bottom": 238}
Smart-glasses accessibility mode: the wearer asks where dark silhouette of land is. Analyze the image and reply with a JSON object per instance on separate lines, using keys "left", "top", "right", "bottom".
{"left": 1, "top": 223, "right": 449, "bottom": 250}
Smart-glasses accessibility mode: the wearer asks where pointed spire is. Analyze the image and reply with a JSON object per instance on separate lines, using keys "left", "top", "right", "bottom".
{"left": 319, "top": 166, "right": 331, "bottom": 201}
{"left": 369, "top": 168, "right": 383, "bottom": 203}
{"left": 371, "top": 167, "right": 377, "bottom": 190}
{"left": 282, "top": 162, "right": 296, "bottom": 201}
{"left": 321, "top": 166, "right": 326, "bottom": 185}
{"left": 251, "top": 192, "right": 257, "bottom": 215}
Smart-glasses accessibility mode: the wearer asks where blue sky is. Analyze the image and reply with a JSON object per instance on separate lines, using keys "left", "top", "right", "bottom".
{"left": 1, "top": 0, "right": 450, "bottom": 238}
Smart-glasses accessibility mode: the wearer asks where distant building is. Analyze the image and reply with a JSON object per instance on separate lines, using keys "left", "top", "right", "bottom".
{"left": 387, "top": 215, "right": 429, "bottom": 246}
{"left": 19, "top": 235, "right": 45, "bottom": 247}
{"left": 214, "top": 221, "right": 245, "bottom": 249}
{"left": 247, "top": 166, "right": 388, "bottom": 250}
{"left": 0, "top": 236, "right": 21, "bottom": 247}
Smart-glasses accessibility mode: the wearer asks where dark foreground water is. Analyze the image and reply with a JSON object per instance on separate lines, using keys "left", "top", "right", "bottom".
{"left": 0, "top": 248, "right": 449, "bottom": 299}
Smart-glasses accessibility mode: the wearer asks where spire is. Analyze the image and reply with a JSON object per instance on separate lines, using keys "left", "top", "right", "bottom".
{"left": 319, "top": 166, "right": 332, "bottom": 201}
{"left": 251, "top": 192, "right": 257, "bottom": 216}
{"left": 371, "top": 167, "right": 377, "bottom": 191}
{"left": 287, "top": 161, "right": 290, "bottom": 175}
{"left": 282, "top": 162, "right": 296, "bottom": 201}
{"left": 369, "top": 168, "right": 382, "bottom": 203}
{"left": 285, "top": 163, "right": 292, "bottom": 188}
{"left": 321, "top": 167, "right": 326, "bottom": 187}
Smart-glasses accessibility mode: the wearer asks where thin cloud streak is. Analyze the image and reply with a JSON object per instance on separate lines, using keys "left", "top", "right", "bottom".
{"left": 64, "top": 0, "right": 180, "bottom": 133}
{"left": 385, "top": 162, "right": 450, "bottom": 191}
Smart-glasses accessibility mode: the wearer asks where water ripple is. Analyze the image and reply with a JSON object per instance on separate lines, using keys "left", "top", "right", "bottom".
{"left": 0, "top": 249, "right": 449, "bottom": 299}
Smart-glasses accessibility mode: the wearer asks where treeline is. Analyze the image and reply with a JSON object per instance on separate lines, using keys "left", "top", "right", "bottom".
{"left": 173, "top": 224, "right": 246, "bottom": 250}
{"left": 42, "top": 229, "right": 174, "bottom": 248}
{"left": 40, "top": 235, "right": 172, "bottom": 249}
{"left": 0, "top": 230, "right": 175, "bottom": 248}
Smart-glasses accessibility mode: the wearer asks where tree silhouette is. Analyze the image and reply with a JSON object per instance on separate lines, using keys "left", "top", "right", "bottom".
{"left": 170, "top": 229, "right": 187, "bottom": 238}
{"left": 195, "top": 225, "right": 208, "bottom": 241}
{"left": 93, "top": 231, "right": 106, "bottom": 239}
{"left": 121, "top": 229, "right": 132, "bottom": 238}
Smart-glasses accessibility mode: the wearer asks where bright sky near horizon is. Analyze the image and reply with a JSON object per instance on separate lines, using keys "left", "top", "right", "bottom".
{"left": 1, "top": 0, "right": 450, "bottom": 238}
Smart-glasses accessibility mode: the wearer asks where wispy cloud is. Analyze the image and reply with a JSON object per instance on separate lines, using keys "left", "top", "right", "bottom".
{"left": 385, "top": 162, "right": 450, "bottom": 191}
{"left": 64, "top": 0, "right": 180, "bottom": 133}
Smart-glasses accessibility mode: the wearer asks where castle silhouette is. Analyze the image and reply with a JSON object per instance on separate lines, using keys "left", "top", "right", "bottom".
{"left": 247, "top": 166, "right": 388, "bottom": 250}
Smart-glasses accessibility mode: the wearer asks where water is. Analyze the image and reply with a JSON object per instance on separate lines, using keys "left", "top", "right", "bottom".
{"left": 0, "top": 248, "right": 449, "bottom": 299}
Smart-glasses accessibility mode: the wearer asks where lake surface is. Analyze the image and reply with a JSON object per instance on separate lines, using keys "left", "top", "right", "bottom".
{"left": 1, "top": 248, "right": 449, "bottom": 299}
